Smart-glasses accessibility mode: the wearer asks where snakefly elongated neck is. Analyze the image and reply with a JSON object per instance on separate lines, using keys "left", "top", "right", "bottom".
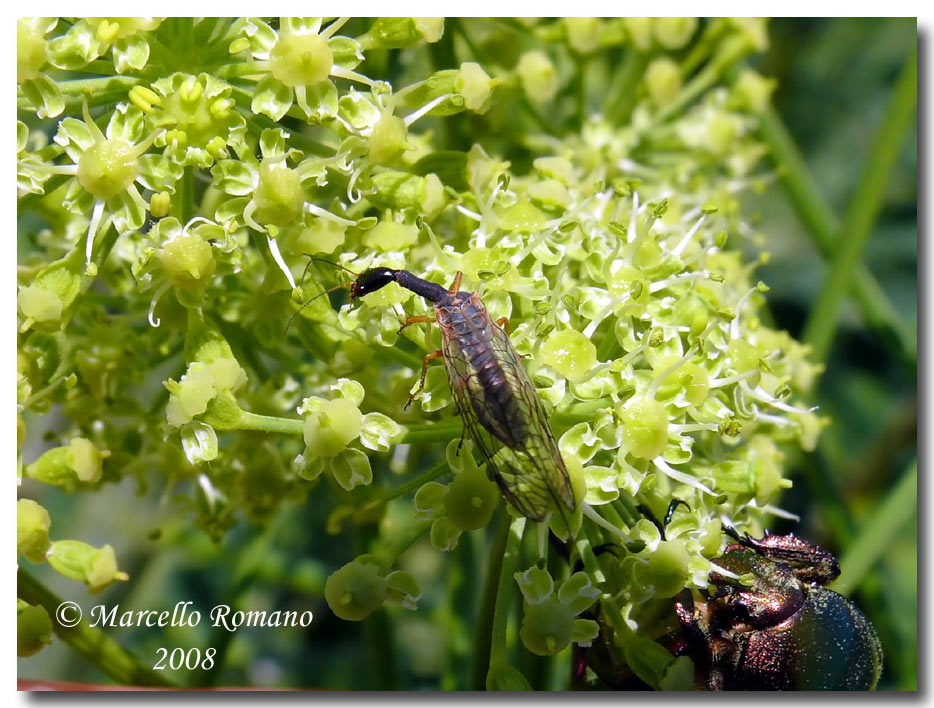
{"left": 317, "top": 262, "right": 576, "bottom": 524}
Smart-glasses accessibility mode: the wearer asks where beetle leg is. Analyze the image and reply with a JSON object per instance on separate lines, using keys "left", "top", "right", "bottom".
{"left": 449, "top": 271, "right": 463, "bottom": 294}
{"left": 397, "top": 314, "right": 436, "bottom": 335}
{"left": 404, "top": 350, "right": 444, "bottom": 410}
{"left": 664, "top": 499, "right": 690, "bottom": 525}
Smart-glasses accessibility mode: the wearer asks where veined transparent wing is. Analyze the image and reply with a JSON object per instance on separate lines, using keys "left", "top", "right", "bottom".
{"left": 440, "top": 320, "right": 575, "bottom": 522}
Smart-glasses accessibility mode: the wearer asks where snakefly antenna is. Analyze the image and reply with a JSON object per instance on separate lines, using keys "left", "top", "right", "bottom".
{"left": 284, "top": 258, "right": 360, "bottom": 336}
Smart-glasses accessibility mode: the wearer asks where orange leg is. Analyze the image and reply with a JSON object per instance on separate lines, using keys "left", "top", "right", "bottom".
{"left": 404, "top": 349, "right": 444, "bottom": 410}
{"left": 496, "top": 316, "right": 529, "bottom": 358}
{"left": 397, "top": 314, "right": 436, "bottom": 335}
{"left": 449, "top": 271, "right": 463, "bottom": 294}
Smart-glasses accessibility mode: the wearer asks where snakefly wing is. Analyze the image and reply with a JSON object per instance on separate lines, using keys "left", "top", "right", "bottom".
{"left": 435, "top": 291, "right": 575, "bottom": 522}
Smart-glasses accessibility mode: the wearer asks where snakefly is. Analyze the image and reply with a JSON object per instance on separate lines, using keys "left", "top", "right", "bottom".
{"left": 310, "top": 263, "right": 576, "bottom": 523}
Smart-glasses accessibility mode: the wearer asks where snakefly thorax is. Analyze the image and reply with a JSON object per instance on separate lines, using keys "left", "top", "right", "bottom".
{"left": 434, "top": 291, "right": 531, "bottom": 452}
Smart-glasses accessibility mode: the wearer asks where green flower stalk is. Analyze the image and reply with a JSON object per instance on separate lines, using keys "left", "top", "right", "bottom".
{"left": 17, "top": 17, "right": 838, "bottom": 687}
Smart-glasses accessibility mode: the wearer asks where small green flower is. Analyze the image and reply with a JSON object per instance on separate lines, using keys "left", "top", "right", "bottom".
{"left": 47, "top": 540, "right": 129, "bottom": 593}
{"left": 324, "top": 557, "right": 420, "bottom": 621}
{"left": 212, "top": 127, "right": 357, "bottom": 288}
{"left": 48, "top": 17, "right": 161, "bottom": 73}
{"left": 17, "top": 600, "right": 53, "bottom": 657}
{"left": 515, "top": 567, "right": 600, "bottom": 656}
{"left": 24, "top": 438, "right": 109, "bottom": 487}
{"left": 17, "top": 18, "right": 63, "bottom": 118}
{"left": 17, "top": 499, "right": 51, "bottom": 563}
{"left": 47, "top": 99, "right": 178, "bottom": 272}
{"left": 233, "top": 17, "right": 372, "bottom": 123}
{"left": 147, "top": 73, "right": 247, "bottom": 168}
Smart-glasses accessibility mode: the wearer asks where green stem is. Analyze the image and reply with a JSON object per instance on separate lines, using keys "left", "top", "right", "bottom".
{"left": 373, "top": 519, "right": 432, "bottom": 568}
{"left": 802, "top": 46, "right": 917, "bottom": 362}
{"left": 603, "top": 49, "right": 649, "bottom": 122}
{"left": 237, "top": 411, "right": 304, "bottom": 436}
{"left": 484, "top": 515, "right": 526, "bottom": 685}
{"left": 833, "top": 458, "right": 917, "bottom": 596}
{"left": 757, "top": 102, "right": 916, "bottom": 362}
{"left": 473, "top": 512, "right": 509, "bottom": 689}
{"left": 400, "top": 422, "right": 461, "bottom": 444}
{"left": 362, "top": 459, "right": 450, "bottom": 512}
{"left": 17, "top": 568, "right": 176, "bottom": 688}
{"left": 48, "top": 76, "right": 140, "bottom": 95}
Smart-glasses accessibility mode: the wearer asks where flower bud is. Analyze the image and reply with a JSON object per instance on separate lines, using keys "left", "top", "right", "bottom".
{"left": 733, "top": 69, "right": 777, "bottom": 113}
{"left": 368, "top": 114, "right": 408, "bottom": 165}
{"left": 361, "top": 18, "right": 444, "bottom": 49}
{"left": 620, "top": 397, "right": 669, "bottom": 460}
{"left": 564, "top": 18, "right": 601, "bottom": 54}
{"left": 17, "top": 499, "right": 51, "bottom": 562}
{"left": 623, "top": 18, "right": 653, "bottom": 50}
{"left": 652, "top": 18, "right": 697, "bottom": 49}
{"left": 516, "top": 50, "right": 558, "bottom": 103}
{"left": 645, "top": 57, "right": 682, "bottom": 107}
{"left": 456, "top": 62, "right": 496, "bottom": 113}
{"left": 367, "top": 171, "right": 445, "bottom": 219}
{"left": 17, "top": 248, "right": 84, "bottom": 332}
{"left": 17, "top": 600, "right": 52, "bottom": 657}
{"left": 252, "top": 161, "right": 305, "bottom": 227}
{"left": 47, "top": 540, "right": 128, "bottom": 593}
{"left": 24, "top": 437, "right": 106, "bottom": 486}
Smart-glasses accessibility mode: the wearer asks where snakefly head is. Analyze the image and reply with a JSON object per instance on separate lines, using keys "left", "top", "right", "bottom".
{"left": 326, "top": 264, "right": 577, "bottom": 523}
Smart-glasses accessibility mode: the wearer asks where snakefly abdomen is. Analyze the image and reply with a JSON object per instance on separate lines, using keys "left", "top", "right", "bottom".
{"left": 345, "top": 266, "right": 576, "bottom": 522}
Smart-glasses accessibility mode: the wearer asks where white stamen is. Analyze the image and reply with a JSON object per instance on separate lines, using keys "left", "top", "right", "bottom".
{"left": 652, "top": 457, "right": 716, "bottom": 496}
{"left": 456, "top": 204, "right": 482, "bottom": 221}
{"left": 582, "top": 503, "right": 633, "bottom": 542}
{"left": 303, "top": 202, "right": 356, "bottom": 226}
{"left": 147, "top": 281, "right": 170, "bottom": 328}
{"left": 670, "top": 214, "right": 707, "bottom": 257}
{"left": 742, "top": 381, "right": 818, "bottom": 414}
{"left": 85, "top": 200, "right": 106, "bottom": 265}
{"left": 404, "top": 93, "right": 452, "bottom": 127}
{"left": 267, "top": 235, "right": 296, "bottom": 289}
{"left": 628, "top": 191, "right": 639, "bottom": 243}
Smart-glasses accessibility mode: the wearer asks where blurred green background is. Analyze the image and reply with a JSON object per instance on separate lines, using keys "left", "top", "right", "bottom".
{"left": 18, "top": 18, "right": 917, "bottom": 690}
